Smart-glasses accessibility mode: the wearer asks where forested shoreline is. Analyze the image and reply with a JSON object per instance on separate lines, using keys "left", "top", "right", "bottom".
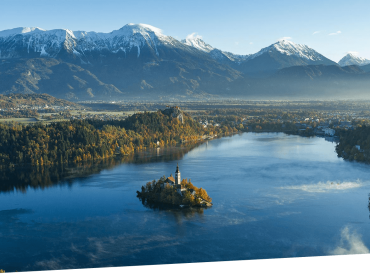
{"left": 336, "top": 126, "right": 370, "bottom": 163}
{"left": 0, "top": 110, "right": 236, "bottom": 166}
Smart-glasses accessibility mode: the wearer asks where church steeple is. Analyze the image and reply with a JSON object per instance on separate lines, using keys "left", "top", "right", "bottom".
{"left": 175, "top": 163, "right": 181, "bottom": 185}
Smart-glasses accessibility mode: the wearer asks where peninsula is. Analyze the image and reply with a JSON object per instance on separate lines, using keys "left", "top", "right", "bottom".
{"left": 137, "top": 164, "right": 213, "bottom": 207}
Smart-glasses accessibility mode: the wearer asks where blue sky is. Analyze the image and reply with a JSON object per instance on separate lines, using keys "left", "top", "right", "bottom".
{"left": 1, "top": 0, "right": 369, "bottom": 62}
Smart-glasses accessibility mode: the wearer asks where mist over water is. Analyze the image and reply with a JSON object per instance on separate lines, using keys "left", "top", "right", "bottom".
{"left": 1, "top": 133, "right": 370, "bottom": 271}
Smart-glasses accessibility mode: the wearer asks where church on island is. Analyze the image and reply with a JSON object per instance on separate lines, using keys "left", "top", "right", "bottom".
{"left": 137, "top": 163, "right": 212, "bottom": 207}
{"left": 162, "top": 164, "right": 196, "bottom": 195}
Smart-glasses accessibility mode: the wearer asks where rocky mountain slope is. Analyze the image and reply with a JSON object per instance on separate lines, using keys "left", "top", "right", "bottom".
{"left": 0, "top": 58, "right": 123, "bottom": 99}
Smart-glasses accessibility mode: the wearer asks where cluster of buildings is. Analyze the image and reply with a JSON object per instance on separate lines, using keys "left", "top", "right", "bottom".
{"left": 296, "top": 119, "right": 354, "bottom": 136}
{"left": 198, "top": 119, "right": 220, "bottom": 128}
{"left": 69, "top": 113, "right": 126, "bottom": 121}
{"left": 237, "top": 114, "right": 356, "bottom": 136}
{"left": 0, "top": 104, "right": 73, "bottom": 112}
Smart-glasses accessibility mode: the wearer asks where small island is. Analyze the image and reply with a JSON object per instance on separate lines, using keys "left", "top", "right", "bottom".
{"left": 137, "top": 164, "right": 213, "bottom": 207}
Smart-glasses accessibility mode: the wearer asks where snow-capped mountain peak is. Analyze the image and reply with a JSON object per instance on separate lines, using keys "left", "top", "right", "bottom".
{"left": 248, "top": 40, "right": 328, "bottom": 62}
{"left": 107, "top": 23, "right": 173, "bottom": 57}
{"left": 181, "top": 34, "right": 250, "bottom": 64}
{"left": 181, "top": 33, "right": 214, "bottom": 53}
{"left": 124, "top": 23, "right": 162, "bottom": 35}
{"left": 338, "top": 53, "right": 370, "bottom": 67}
{"left": 112, "top": 23, "right": 165, "bottom": 38}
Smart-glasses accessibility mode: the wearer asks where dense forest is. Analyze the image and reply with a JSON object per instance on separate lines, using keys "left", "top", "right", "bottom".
{"left": 336, "top": 126, "right": 370, "bottom": 162}
{"left": 0, "top": 109, "right": 40, "bottom": 118}
{"left": 0, "top": 110, "right": 236, "bottom": 166}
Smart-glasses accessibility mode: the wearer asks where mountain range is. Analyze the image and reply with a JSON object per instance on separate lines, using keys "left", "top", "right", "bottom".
{"left": 0, "top": 23, "right": 369, "bottom": 101}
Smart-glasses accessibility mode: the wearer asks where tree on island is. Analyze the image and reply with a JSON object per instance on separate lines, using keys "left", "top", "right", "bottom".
{"left": 181, "top": 178, "right": 212, "bottom": 203}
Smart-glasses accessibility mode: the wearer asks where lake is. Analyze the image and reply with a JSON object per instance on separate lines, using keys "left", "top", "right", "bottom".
{"left": 1, "top": 132, "right": 370, "bottom": 272}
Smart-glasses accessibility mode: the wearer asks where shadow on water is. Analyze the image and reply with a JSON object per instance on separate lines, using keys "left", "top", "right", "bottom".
{"left": 368, "top": 193, "right": 370, "bottom": 219}
{"left": 0, "top": 142, "right": 203, "bottom": 194}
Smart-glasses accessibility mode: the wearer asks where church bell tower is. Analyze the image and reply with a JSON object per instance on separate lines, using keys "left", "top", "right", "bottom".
{"left": 175, "top": 163, "right": 181, "bottom": 185}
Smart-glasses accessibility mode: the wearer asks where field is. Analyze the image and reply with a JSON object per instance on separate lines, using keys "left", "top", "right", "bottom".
{"left": 0, "top": 117, "right": 39, "bottom": 124}
{"left": 0, "top": 110, "right": 149, "bottom": 125}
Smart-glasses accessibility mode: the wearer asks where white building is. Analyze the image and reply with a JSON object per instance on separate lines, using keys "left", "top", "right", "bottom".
{"left": 324, "top": 128, "right": 335, "bottom": 136}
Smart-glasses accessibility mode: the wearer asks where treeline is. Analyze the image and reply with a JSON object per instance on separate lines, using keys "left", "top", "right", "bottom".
{"left": 336, "top": 125, "right": 370, "bottom": 162}
{"left": 0, "top": 110, "right": 235, "bottom": 166}
{"left": 241, "top": 121, "right": 299, "bottom": 133}
{"left": 0, "top": 109, "right": 40, "bottom": 118}
{"left": 194, "top": 107, "right": 324, "bottom": 134}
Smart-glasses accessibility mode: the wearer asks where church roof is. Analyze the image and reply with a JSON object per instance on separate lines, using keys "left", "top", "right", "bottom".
{"left": 166, "top": 176, "right": 175, "bottom": 183}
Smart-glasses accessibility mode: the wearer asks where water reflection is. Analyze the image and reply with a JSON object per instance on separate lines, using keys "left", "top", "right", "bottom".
{"left": 0, "top": 160, "right": 122, "bottom": 193}
{"left": 0, "top": 143, "right": 202, "bottom": 193}
{"left": 139, "top": 197, "right": 207, "bottom": 225}
{"left": 138, "top": 196, "right": 205, "bottom": 224}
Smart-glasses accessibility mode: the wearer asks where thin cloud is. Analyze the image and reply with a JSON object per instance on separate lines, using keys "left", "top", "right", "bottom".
{"left": 347, "top": 51, "right": 359, "bottom": 56}
{"left": 313, "top": 31, "right": 320, "bottom": 35}
{"left": 278, "top": 36, "right": 292, "bottom": 41}
{"left": 249, "top": 42, "right": 253, "bottom": 45}
{"left": 186, "top": 32, "right": 202, "bottom": 41}
{"left": 281, "top": 180, "right": 364, "bottom": 193}
{"left": 329, "top": 226, "right": 370, "bottom": 255}
{"left": 329, "top": 31, "right": 341, "bottom": 36}
{"left": 235, "top": 41, "right": 239, "bottom": 46}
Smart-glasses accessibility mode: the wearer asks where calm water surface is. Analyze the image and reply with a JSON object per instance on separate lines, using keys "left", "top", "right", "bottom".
{"left": 1, "top": 133, "right": 370, "bottom": 271}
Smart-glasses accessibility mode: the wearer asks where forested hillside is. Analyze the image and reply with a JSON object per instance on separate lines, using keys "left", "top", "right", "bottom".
{"left": 0, "top": 110, "right": 235, "bottom": 166}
